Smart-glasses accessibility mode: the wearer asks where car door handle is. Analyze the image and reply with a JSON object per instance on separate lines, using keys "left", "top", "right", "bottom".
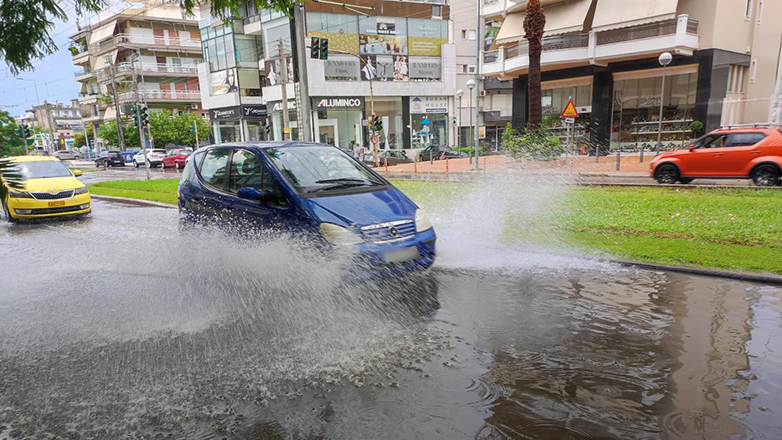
{"left": 713, "top": 153, "right": 724, "bottom": 156}
{"left": 750, "top": 151, "right": 761, "bottom": 155}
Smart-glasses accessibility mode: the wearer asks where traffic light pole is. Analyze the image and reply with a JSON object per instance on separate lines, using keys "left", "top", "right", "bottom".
{"left": 131, "top": 61, "right": 151, "bottom": 181}
{"left": 291, "top": 3, "right": 313, "bottom": 142}
{"left": 332, "top": 49, "right": 378, "bottom": 167}
{"left": 278, "top": 38, "right": 291, "bottom": 141}
{"left": 107, "top": 62, "right": 126, "bottom": 151}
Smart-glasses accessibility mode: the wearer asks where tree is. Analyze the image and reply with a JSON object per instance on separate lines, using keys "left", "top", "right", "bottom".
{"left": 1, "top": 0, "right": 292, "bottom": 75}
{"left": 98, "top": 120, "right": 139, "bottom": 150}
{"left": 524, "top": 0, "right": 545, "bottom": 130}
{"left": 73, "top": 132, "right": 86, "bottom": 149}
{"left": 0, "top": 110, "right": 22, "bottom": 153}
{"left": 148, "top": 111, "right": 209, "bottom": 148}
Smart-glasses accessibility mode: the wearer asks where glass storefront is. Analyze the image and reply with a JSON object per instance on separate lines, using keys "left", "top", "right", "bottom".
{"left": 244, "top": 120, "right": 268, "bottom": 141}
{"left": 315, "top": 108, "right": 363, "bottom": 150}
{"left": 411, "top": 114, "right": 447, "bottom": 149}
{"left": 371, "top": 97, "right": 404, "bottom": 150}
{"left": 213, "top": 121, "right": 242, "bottom": 144}
{"left": 270, "top": 105, "right": 298, "bottom": 141}
{"left": 610, "top": 70, "right": 698, "bottom": 151}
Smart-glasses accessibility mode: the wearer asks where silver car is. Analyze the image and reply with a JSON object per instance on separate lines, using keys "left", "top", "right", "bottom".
{"left": 53, "top": 150, "right": 81, "bottom": 160}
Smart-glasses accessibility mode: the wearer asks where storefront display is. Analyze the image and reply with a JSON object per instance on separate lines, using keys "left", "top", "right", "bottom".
{"left": 209, "top": 105, "right": 268, "bottom": 143}
{"left": 269, "top": 99, "right": 299, "bottom": 141}
{"left": 371, "top": 97, "right": 404, "bottom": 150}
{"left": 410, "top": 96, "right": 448, "bottom": 148}
{"left": 312, "top": 96, "right": 364, "bottom": 149}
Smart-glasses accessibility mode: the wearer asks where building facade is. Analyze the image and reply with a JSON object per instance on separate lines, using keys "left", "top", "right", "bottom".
{"left": 16, "top": 100, "right": 85, "bottom": 151}
{"left": 480, "top": 0, "right": 782, "bottom": 152}
{"left": 69, "top": 1, "right": 204, "bottom": 149}
{"left": 197, "top": 0, "right": 458, "bottom": 155}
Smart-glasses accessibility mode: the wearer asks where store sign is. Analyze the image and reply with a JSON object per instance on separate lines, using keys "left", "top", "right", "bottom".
{"left": 270, "top": 100, "right": 297, "bottom": 112}
{"left": 314, "top": 97, "right": 364, "bottom": 109}
{"left": 409, "top": 59, "right": 441, "bottom": 80}
{"left": 410, "top": 96, "right": 448, "bottom": 114}
{"left": 210, "top": 106, "right": 241, "bottom": 120}
{"left": 324, "top": 58, "right": 361, "bottom": 79}
{"left": 241, "top": 105, "right": 267, "bottom": 118}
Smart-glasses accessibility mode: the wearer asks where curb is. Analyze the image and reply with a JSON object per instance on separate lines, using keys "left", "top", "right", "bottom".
{"left": 91, "top": 194, "right": 177, "bottom": 209}
{"left": 604, "top": 258, "right": 782, "bottom": 285}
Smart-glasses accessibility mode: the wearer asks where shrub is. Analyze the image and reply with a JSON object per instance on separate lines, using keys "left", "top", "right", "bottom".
{"left": 501, "top": 123, "right": 563, "bottom": 161}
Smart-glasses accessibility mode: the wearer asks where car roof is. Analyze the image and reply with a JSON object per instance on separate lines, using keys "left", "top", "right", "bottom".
{"left": 202, "top": 141, "right": 335, "bottom": 150}
{"left": 711, "top": 127, "right": 781, "bottom": 134}
{"left": 8, "top": 156, "right": 59, "bottom": 163}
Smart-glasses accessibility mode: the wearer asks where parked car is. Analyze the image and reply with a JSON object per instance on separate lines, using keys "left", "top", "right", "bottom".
{"left": 120, "top": 151, "right": 138, "bottom": 163}
{"left": 1, "top": 156, "right": 91, "bottom": 222}
{"left": 53, "top": 150, "right": 81, "bottom": 160}
{"left": 650, "top": 127, "right": 782, "bottom": 186}
{"left": 133, "top": 149, "right": 166, "bottom": 168}
{"left": 439, "top": 149, "right": 469, "bottom": 160}
{"left": 178, "top": 142, "right": 436, "bottom": 279}
{"left": 94, "top": 151, "right": 125, "bottom": 167}
{"left": 379, "top": 150, "right": 413, "bottom": 166}
{"left": 161, "top": 148, "right": 193, "bottom": 170}
{"left": 418, "top": 145, "right": 443, "bottom": 162}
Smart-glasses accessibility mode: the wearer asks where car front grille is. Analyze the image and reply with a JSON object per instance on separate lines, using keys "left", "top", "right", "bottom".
{"left": 27, "top": 205, "right": 85, "bottom": 215}
{"left": 31, "top": 190, "right": 74, "bottom": 200}
{"left": 360, "top": 219, "right": 416, "bottom": 243}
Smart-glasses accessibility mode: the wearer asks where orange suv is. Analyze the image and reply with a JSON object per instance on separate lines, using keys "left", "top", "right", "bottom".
{"left": 650, "top": 127, "right": 782, "bottom": 186}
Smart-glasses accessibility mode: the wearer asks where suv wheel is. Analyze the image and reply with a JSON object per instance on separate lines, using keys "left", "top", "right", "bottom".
{"left": 133, "top": 160, "right": 139, "bottom": 168}
{"left": 655, "top": 164, "right": 679, "bottom": 184}
{"left": 752, "top": 164, "right": 780, "bottom": 187}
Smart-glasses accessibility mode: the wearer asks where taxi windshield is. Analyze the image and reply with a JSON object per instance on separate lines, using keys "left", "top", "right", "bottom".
{"left": 18, "top": 161, "right": 73, "bottom": 179}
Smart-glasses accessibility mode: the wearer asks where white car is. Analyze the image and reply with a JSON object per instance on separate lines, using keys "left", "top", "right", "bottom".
{"left": 132, "top": 149, "right": 166, "bottom": 168}
{"left": 53, "top": 150, "right": 81, "bottom": 160}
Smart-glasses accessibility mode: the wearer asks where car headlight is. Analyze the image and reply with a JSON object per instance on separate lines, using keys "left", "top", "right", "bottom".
{"left": 415, "top": 209, "right": 432, "bottom": 232}
{"left": 9, "top": 191, "right": 33, "bottom": 199}
{"left": 319, "top": 222, "right": 363, "bottom": 245}
{"left": 74, "top": 187, "right": 89, "bottom": 195}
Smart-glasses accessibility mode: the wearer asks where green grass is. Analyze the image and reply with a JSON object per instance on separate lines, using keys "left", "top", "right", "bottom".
{"left": 88, "top": 178, "right": 782, "bottom": 274}
{"left": 88, "top": 179, "right": 180, "bottom": 205}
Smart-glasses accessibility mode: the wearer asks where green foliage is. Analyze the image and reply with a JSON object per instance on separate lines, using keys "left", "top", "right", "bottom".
{"left": 0, "top": 109, "right": 23, "bottom": 154}
{"left": 73, "top": 133, "right": 86, "bottom": 149}
{"left": 501, "top": 123, "right": 563, "bottom": 161}
{"left": 98, "top": 119, "right": 140, "bottom": 149}
{"left": 688, "top": 120, "right": 704, "bottom": 135}
{"left": 148, "top": 111, "right": 209, "bottom": 148}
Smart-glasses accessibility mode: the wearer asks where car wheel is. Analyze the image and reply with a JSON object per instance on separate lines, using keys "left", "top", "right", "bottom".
{"left": 678, "top": 177, "right": 694, "bottom": 184}
{"left": 161, "top": 161, "right": 166, "bottom": 169}
{"left": 133, "top": 160, "right": 139, "bottom": 168}
{"left": 175, "top": 161, "right": 181, "bottom": 170}
{"left": 752, "top": 164, "right": 781, "bottom": 187}
{"left": 2, "top": 199, "right": 17, "bottom": 223}
{"left": 655, "top": 164, "right": 679, "bottom": 184}
{"left": 75, "top": 155, "right": 81, "bottom": 160}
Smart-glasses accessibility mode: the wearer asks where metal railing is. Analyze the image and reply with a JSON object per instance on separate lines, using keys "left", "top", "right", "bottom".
{"left": 686, "top": 19, "right": 699, "bottom": 34}
{"left": 96, "top": 62, "right": 199, "bottom": 80}
{"left": 91, "top": 33, "right": 202, "bottom": 53}
{"left": 483, "top": 50, "right": 499, "bottom": 64}
{"left": 596, "top": 19, "right": 678, "bottom": 45}
{"left": 74, "top": 69, "right": 93, "bottom": 78}
{"left": 506, "top": 41, "right": 527, "bottom": 59}
{"left": 542, "top": 33, "right": 589, "bottom": 51}
{"left": 118, "top": 90, "right": 201, "bottom": 102}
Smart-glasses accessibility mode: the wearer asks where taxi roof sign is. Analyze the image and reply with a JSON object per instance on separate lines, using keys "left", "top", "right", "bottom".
{"left": 560, "top": 98, "right": 579, "bottom": 119}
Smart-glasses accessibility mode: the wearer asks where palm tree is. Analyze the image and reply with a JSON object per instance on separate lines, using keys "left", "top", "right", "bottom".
{"left": 524, "top": 0, "right": 546, "bottom": 129}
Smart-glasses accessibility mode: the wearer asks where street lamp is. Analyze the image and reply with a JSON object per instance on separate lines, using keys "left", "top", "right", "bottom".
{"left": 655, "top": 52, "right": 673, "bottom": 158}
{"left": 456, "top": 89, "right": 464, "bottom": 149}
{"left": 466, "top": 79, "right": 476, "bottom": 165}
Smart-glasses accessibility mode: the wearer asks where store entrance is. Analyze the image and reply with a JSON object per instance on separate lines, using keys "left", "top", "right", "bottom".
{"left": 316, "top": 119, "right": 339, "bottom": 147}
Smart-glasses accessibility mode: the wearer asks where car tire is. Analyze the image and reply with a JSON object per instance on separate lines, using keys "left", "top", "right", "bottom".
{"left": 655, "top": 164, "right": 679, "bottom": 184}
{"left": 161, "top": 161, "right": 166, "bottom": 169}
{"left": 75, "top": 155, "right": 81, "bottom": 160}
{"left": 2, "top": 199, "right": 17, "bottom": 223}
{"left": 133, "top": 160, "right": 139, "bottom": 168}
{"left": 752, "top": 164, "right": 781, "bottom": 187}
{"left": 678, "top": 177, "right": 694, "bottom": 184}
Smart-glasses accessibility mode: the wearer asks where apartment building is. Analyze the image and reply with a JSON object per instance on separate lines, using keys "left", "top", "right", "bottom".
{"left": 69, "top": 1, "right": 204, "bottom": 146}
{"left": 15, "top": 100, "right": 85, "bottom": 151}
{"left": 197, "top": 0, "right": 459, "bottom": 154}
{"left": 480, "top": 0, "right": 782, "bottom": 152}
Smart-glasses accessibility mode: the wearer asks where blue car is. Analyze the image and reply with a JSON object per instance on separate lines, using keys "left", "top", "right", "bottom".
{"left": 178, "top": 142, "right": 436, "bottom": 278}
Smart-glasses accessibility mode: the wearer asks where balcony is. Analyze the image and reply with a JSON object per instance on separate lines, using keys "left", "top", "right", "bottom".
{"left": 481, "top": 0, "right": 508, "bottom": 19}
{"left": 481, "top": 14, "right": 698, "bottom": 78}
{"left": 90, "top": 33, "right": 202, "bottom": 56}
{"left": 118, "top": 90, "right": 201, "bottom": 103}
{"left": 74, "top": 69, "right": 94, "bottom": 82}
{"left": 96, "top": 62, "right": 200, "bottom": 81}
{"left": 71, "top": 46, "right": 90, "bottom": 63}
{"left": 78, "top": 93, "right": 100, "bottom": 104}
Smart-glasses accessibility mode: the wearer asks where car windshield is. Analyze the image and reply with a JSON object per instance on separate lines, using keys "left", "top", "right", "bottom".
{"left": 264, "top": 146, "right": 384, "bottom": 193}
{"left": 18, "top": 161, "right": 73, "bottom": 179}
{"left": 180, "top": 150, "right": 192, "bottom": 156}
{"left": 151, "top": 149, "right": 165, "bottom": 154}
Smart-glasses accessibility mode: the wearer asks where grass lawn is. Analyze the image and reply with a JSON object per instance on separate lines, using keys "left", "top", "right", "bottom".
{"left": 88, "top": 178, "right": 782, "bottom": 274}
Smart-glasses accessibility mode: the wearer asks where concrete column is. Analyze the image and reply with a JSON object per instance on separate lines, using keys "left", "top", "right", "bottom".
{"left": 402, "top": 97, "right": 411, "bottom": 150}
{"left": 590, "top": 68, "right": 613, "bottom": 155}
{"left": 511, "top": 75, "right": 528, "bottom": 130}
{"left": 695, "top": 50, "right": 730, "bottom": 132}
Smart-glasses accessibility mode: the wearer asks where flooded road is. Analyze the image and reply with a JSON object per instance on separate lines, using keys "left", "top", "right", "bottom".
{"left": 0, "top": 201, "right": 780, "bottom": 439}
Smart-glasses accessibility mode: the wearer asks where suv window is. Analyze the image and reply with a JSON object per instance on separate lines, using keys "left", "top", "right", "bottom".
{"left": 199, "top": 149, "right": 230, "bottom": 189}
{"left": 726, "top": 133, "right": 765, "bottom": 147}
{"left": 228, "top": 149, "right": 288, "bottom": 206}
{"left": 694, "top": 134, "right": 729, "bottom": 149}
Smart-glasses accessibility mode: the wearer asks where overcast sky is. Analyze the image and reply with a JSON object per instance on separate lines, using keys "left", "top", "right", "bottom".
{"left": 0, "top": 8, "right": 98, "bottom": 118}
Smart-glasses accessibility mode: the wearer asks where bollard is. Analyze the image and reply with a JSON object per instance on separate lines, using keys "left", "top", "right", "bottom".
{"left": 384, "top": 156, "right": 388, "bottom": 179}
{"left": 616, "top": 150, "right": 621, "bottom": 171}
{"left": 483, "top": 157, "right": 486, "bottom": 173}
{"left": 103, "top": 158, "right": 107, "bottom": 171}
{"left": 569, "top": 161, "right": 573, "bottom": 177}
{"left": 414, "top": 155, "right": 418, "bottom": 179}
{"left": 445, "top": 157, "right": 449, "bottom": 180}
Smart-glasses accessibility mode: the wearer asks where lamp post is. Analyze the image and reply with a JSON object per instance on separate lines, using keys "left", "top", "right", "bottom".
{"left": 655, "top": 52, "right": 673, "bottom": 158}
{"left": 466, "top": 79, "right": 476, "bottom": 165}
{"left": 456, "top": 89, "right": 464, "bottom": 150}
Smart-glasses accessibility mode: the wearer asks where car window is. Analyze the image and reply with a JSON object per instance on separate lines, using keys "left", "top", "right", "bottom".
{"left": 228, "top": 150, "right": 263, "bottom": 193}
{"left": 695, "top": 134, "right": 728, "bottom": 149}
{"left": 199, "top": 149, "right": 230, "bottom": 189}
{"left": 152, "top": 149, "right": 166, "bottom": 154}
{"left": 726, "top": 133, "right": 765, "bottom": 147}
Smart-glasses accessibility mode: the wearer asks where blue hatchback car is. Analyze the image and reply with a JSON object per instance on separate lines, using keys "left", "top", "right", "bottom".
{"left": 178, "top": 142, "right": 436, "bottom": 278}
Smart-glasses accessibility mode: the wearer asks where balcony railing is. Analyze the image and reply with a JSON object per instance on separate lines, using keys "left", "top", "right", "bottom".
{"left": 118, "top": 90, "right": 201, "bottom": 102}
{"left": 74, "top": 69, "right": 94, "bottom": 79}
{"left": 596, "top": 18, "right": 696, "bottom": 45}
{"left": 91, "top": 33, "right": 202, "bottom": 54}
{"left": 97, "top": 62, "right": 199, "bottom": 80}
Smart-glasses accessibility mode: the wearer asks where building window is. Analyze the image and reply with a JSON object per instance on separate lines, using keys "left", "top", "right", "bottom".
{"left": 461, "top": 29, "right": 467, "bottom": 40}
{"left": 745, "top": 0, "right": 752, "bottom": 20}
{"left": 727, "top": 65, "right": 748, "bottom": 92}
{"left": 432, "top": 5, "right": 442, "bottom": 18}
{"left": 468, "top": 30, "right": 476, "bottom": 41}
{"left": 468, "top": 65, "right": 476, "bottom": 74}
{"left": 758, "top": 0, "right": 763, "bottom": 23}
{"left": 750, "top": 59, "right": 757, "bottom": 83}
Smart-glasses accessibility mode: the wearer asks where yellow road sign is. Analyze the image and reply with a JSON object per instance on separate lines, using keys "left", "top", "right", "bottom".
{"left": 560, "top": 98, "right": 579, "bottom": 119}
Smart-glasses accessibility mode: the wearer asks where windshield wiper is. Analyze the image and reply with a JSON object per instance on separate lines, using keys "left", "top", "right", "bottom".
{"left": 307, "top": 181, "right": 379, "bottom": 193}
{"left": 315, "top": 178, "right": 370, "bottom": 184}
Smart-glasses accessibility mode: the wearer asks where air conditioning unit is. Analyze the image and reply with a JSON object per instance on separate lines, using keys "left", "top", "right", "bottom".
{"left": 190, "top": 103, "right": 199, "bottom": 109}
{"left": 479, "top": 90, "right": 487, "bottom": 97}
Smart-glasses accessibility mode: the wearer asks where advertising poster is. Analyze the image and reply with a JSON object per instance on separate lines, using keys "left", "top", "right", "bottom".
{"left": 210, "top": 68, "right": 238, "bottom": 95}
{"left": 408, "top": 18, "right": 448, "bottom": 56}
{"left": 263, "top": 57, "right": 293, "bottom": 86}
{"left": 360, "top": 55, "right": 377, "bottom": 80}
{"left": 409, "top": 58, "right": 441, "bottom": 80}
{"left": 359, "top": 34, "right": 407, "bottom": 55}
{"left": 392, "top": 55, "right": 409, "bottom": 81}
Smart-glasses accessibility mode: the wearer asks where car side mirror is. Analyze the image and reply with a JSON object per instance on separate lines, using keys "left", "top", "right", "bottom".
{"left": 688, "top": 145, "right": 695, "bottom": 151}
{"left": 237, "top": 187, "right": 272, "bottom": 202}
{"left": 72, "top": 169, "right": 83, "bottom": 177}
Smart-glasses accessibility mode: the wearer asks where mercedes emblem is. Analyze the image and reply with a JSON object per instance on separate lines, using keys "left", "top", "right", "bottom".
{"left": 388, "top": 226, "right": 399, "bottom": 237}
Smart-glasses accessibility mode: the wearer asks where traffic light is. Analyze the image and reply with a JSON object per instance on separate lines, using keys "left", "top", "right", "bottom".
{"left": 319, "top": 38, "right": 328, "bottom": 60}
{"left": 23, "top": 125, "right": 30, "bottom": 138}
{"left": 189, "top": 124, "right": 195, "bottom": 133}
{"left": 16, "top": 124, "right": 24, "bottom": 138}
{"left": 311, "top": 37, "right": 320, "bottom": 59}
{"left": 371, "top": 115, "right": 382, "bottom": 132}
{"left": 263, "top": 123, "right": 271, "bottom": 136}
{"left": 132, "top": 106, "right": 140, "bottom": 128}
{"left": 139, "top": 105, "right": 149, "bottom": 127}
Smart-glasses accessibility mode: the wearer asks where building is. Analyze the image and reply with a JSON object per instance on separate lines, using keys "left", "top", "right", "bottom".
{"left": 480, "top": 0, "right": 782, "bottom": 152}
{"left": 196, "top": 0, "right": 459, "bottom": 155}
{"left": 15, "top": 100, "right": 85, "bottom": 151}
{"left": 69, "top": 1, "right": 204, "bottom": 148}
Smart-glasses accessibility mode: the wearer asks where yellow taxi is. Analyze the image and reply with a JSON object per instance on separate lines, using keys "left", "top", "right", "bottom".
{"left": 1, "top": 156, "right": 91, "bottom": 222}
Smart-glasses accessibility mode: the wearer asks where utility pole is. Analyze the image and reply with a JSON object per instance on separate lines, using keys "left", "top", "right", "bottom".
{"left": 279, "top": 37, "right": 291, "bottom": 141}
{"left": 107, "top": 62, "right": 126, "bottom": 150}
{"left": 45, "top": 103, "right": 56, "bottom": 152}
{"left": 291, "top": 3, "right": 313, "bottom": 142}
{"left": 474, "top": 0, "right": 482, "bottom": 170}
{"left": 131, "top": 53, "right": 151, "bottom": 180}
{"left": 194, "top": 120, "right": 199, "bottom": 148}
{"left": 135, "top": 48, "right": 156, "bottom": 151}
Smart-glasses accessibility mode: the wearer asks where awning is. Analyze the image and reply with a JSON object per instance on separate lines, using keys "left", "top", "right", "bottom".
{"left": 495, "top": 0, "right": 593, "bottom": 45}
{"left": 591, "top": 0, "right": 679, "bottom": 32}
{"left": 91, "top": 49, "right": 118, "bottom": 70}
{"left": 103, "top": 106, "right": 116, "bottom": 121}
{"left": 88, "top": 20, "right": 117, "bottom": 46}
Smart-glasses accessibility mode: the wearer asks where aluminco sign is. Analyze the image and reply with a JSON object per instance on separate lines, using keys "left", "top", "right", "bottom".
{"left": 316, "top": 98, "right": 363, "bottom": 108}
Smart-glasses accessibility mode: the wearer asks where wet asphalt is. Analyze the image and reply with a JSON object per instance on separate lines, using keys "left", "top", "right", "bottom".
{"left": 0, "top": 201, "right": 781, "bottom": 439}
